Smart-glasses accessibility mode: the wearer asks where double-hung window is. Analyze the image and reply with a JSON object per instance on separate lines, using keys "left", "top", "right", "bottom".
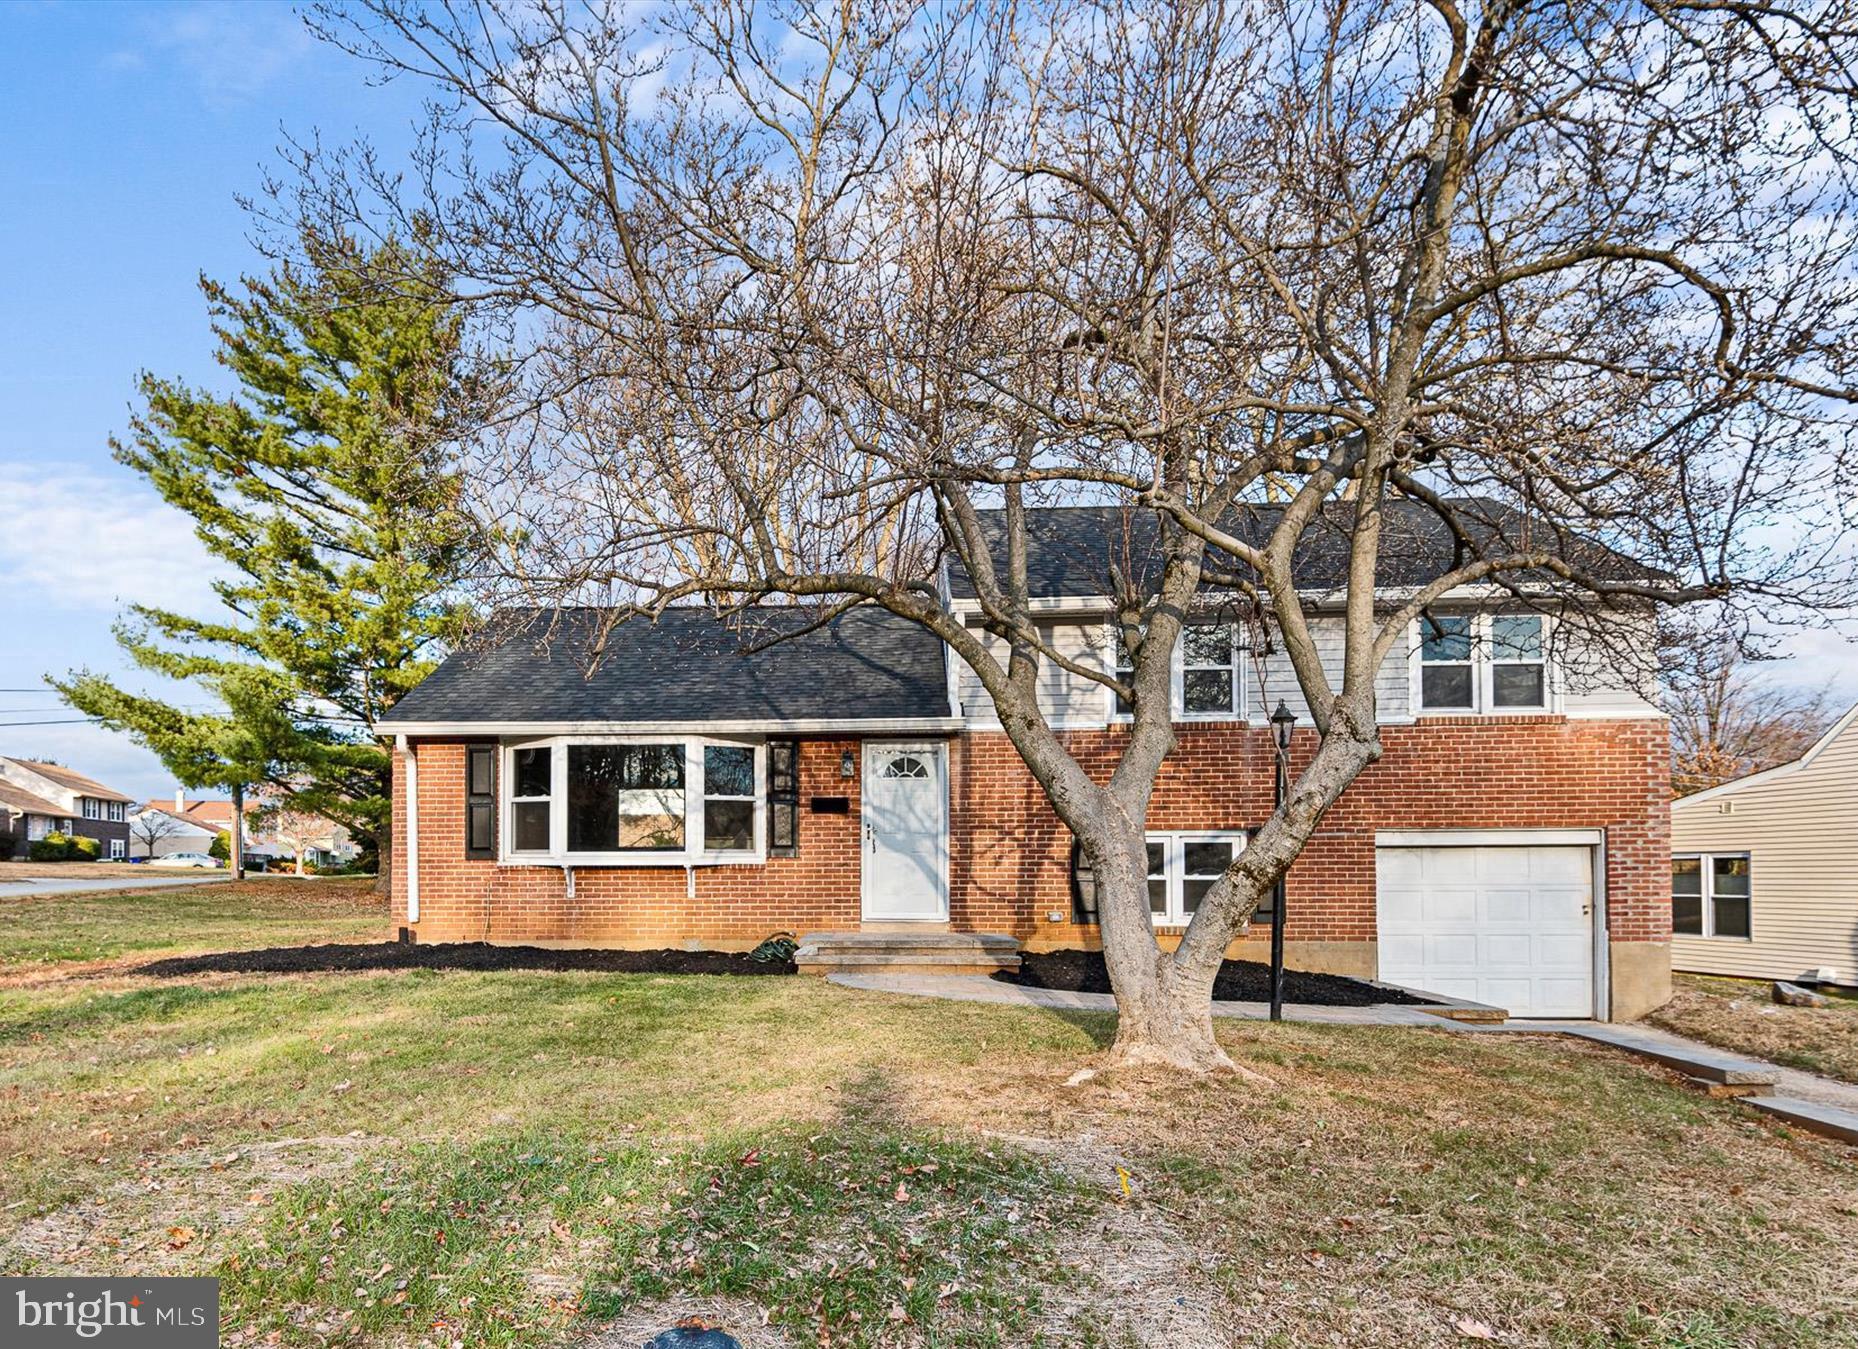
{"left": 702, "top": 746, "right": 756, "bottom": 851}
{"left": 509, "top": 746, "right": 553, "bottom": 853}
{"left": 1181, "top": 624, "right": 1241, "bottom": 717}
{"left": 1672, "top": 854, "right": 1751, "bottom": 939}
{"left": 108, "top": 801, "right": 126, "bottom": 822}
{"left": 81, "top": 798, "right": 102, "bottom": 820}
{"left": 1111, "top": 621, "right": 1244, "bottom": 720}
{"left": 1072, "top": 832, "right": 1246, "bottom": 927}
{"left": 1417, "top": 612, "right": 1550, "bottom": 712}
{"left": 109, "top": 838, "right": 125, "bottom": 860}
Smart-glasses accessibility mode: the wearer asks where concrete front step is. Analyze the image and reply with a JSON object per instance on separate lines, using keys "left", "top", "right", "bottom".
{"left": 795, "top": 930, "right": 1022, "bottom": 976}
{"left": 1743, "top": 1095, "right": 1858, "bottom": 1146}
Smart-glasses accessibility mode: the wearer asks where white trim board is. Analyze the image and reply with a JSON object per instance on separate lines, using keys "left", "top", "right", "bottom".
{"left": 380, "top": 716, "right": 965, "bottom": 737}
{"left": 1375, "top": 829, "right": 1604, "bottom": 848}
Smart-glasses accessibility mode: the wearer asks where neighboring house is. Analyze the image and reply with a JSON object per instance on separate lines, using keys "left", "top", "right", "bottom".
{"left": 0, "top": 758, "right": 134, "bottom": 860}
{"left": 127, "top": 805, "right": 218, "bottom": 859}
{"left": 0, "top": 780, "right": 74, "bottom": 859}
{"left": 378, "top": 503, "right": 1673, "bottom": 1021}
{"left": 1670, "top": 700, "right": 1858, "bottom": 988}
{"left": 140, "top": 788, "right": 358, "bottom": 868}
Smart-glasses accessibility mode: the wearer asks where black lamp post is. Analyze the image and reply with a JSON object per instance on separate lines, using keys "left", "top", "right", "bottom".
{"left": 1268, "top": 699, "right": 1297, "bottom": 1022}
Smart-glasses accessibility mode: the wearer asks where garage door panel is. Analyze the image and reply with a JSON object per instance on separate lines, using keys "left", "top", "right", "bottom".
{"left": 1377, "top": 843, "right": 1593, "bottom": 1018}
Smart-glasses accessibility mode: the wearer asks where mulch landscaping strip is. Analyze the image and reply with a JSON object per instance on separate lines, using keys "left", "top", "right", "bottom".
{"left": 996, "top": 949, "right": 1433, "bottom": 1006}
{"left": 139, "top": 942, "right": 797, "bottom": 978}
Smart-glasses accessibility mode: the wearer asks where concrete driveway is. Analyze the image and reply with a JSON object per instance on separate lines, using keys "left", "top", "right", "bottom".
{"left": 0, "top": 872, "right": 230, "bottom": 900}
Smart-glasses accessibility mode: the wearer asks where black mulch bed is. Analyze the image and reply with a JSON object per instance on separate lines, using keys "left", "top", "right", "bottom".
{"left": 138, "top": 942, "right": 797, "bottom": 978}
{"left": 996, "top": 949, "right": 1434, "bottom": 1006}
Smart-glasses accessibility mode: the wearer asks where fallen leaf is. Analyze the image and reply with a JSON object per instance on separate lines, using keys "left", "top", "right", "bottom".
{"left": 1453, "top": 1317, "right": 1498, "bottom": 1340}
{"left": 166, "top": 1226, "right": 196, "bottom": 1250}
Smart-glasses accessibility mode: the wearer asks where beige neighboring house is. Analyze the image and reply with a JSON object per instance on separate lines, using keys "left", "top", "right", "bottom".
{"left": 1670, "top": 700, "right": 1858, "bottom": 987}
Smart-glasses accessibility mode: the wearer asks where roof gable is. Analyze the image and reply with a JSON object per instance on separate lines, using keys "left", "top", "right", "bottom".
{"left": 0, "top": 780, "right": 69, "bottom": 817}
{"left": 1, "top": 758, "right": 135, "bottom": 803}
{"left": 1672, "top": 699, "right": 1858, "bottom": 810}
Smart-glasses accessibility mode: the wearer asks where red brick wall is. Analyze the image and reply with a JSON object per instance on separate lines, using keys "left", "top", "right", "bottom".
{"left": 394, "top": 716, "right": 1669, "bottom": 951}
{"left": 392, "top": 739, "right": 865, "bottom": 947}
{"left": 952, "top": 717, "right": 1671, "bottom": 949}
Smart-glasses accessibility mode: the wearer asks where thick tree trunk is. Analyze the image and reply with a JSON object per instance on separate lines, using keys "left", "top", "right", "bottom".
{"left": 1086, "top": 832, "right": 1238, "bottom": 1073}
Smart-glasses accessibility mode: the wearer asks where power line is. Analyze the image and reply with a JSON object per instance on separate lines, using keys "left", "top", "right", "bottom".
{"left": 0, "top": 718, "right": 104, "bottom": 727}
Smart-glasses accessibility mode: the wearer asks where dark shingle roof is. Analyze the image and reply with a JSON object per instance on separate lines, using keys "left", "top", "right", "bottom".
{"left": 379, "top": 607, "right": 952, "bottom": 727}
{"left": 944, "top": 498, "right": 1660, "bottom": 598}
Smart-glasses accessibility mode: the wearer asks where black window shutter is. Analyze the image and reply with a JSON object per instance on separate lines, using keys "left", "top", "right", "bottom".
{"left": 466, "top": 744, "right": 497, "bottom": 859}
{"left": 768, "top": 739, "right": 800, "bottom": 857}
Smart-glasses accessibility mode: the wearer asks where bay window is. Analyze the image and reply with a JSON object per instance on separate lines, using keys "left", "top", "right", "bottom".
{"left": 504, "top": 736, "right": 764, "bottom": 862}
{"left": 509, "top": 746, "right": 553, "bottom": 852}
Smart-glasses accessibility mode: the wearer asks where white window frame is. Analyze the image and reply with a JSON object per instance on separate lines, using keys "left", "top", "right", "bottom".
{"left": 1145, "top": 830, "right": 1248, "bottom": 928}
{"left": 500, "top": 734, "right": 766, "bottom": 867}
{"left": 1410, "top": 612, "right": 1553, "bottom": 715}
{"left": 81, "top": 798, "right": 102, "bottom": 820}
{"left": 1108, "top": 621, "right": 1248, "bottom": 724}
{"left": 1672, "top": 852, "right": 1753, "bottom": 940}
{"left": 109, "top": 838, "right": 125, "bottom": 860}
{"left": 108, "top": 801, "right": 126, "bottom": 822}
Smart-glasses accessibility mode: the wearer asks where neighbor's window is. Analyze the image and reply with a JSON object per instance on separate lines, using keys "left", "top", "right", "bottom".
{"left": 82, "top": 798, "right": 102, "bottom": 820}
{"left": 509, "top": 746, "right": 553, "bottom": 852}
{"left": 1182, "top": 624, "right": 1240, "bottom": 716}
{"left": 569, "top": 744, "right": 686, "bottom": 852}
{"left": 1419, "top": 615, "right": 1475, "bottom": 709}
{"left": 1491, "top": 615, "right": 1547, "bottom": 707}
{"left": 110, "top": 801, "right": 126, "bottom": 822}
{"left": 1672, "top": 853, "right": 1751, "bottom": 939}
{"left": 703, "top": 745, "right": 756, "bottom": 851}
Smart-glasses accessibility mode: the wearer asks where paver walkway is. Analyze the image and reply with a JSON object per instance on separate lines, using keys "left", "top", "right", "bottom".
{"left": 829, "top": 971, "right": 1858, "bottom": 1144}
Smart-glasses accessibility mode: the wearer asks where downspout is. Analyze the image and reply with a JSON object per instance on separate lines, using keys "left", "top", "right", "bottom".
{"left": 398, "top": 735, "right": 419, "bottom": 925}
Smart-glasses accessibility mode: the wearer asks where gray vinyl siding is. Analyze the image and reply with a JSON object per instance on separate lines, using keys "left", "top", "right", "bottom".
{"left": 954, "top": 621, "right": 1113, "bottom": 725}
{"left": 951, "top": 607, "right": 1660, "bottom": 730}
{"left": 1670, "top": 709, "right": 1858, "bottom": 984}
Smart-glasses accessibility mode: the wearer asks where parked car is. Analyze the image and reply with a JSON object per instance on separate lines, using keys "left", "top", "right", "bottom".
{"left": 148, "top": 852, "right": 223, "bottom": 869}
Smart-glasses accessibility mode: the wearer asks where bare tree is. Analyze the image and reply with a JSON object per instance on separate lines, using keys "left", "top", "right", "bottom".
{"left": 130, "top": 809, "right": 187, "bottom": 860}
{"left": 1667, "top": 640, "right": 1837, "bottom": 795}
{"left": 290, "top": 0, "right": 1858, "bottom": 1071}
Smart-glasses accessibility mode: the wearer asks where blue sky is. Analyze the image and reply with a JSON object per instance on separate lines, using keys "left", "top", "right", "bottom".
{"left": 0, "top": 2, "right": 1854, "bottom": 804}
{"left": 0, "top": 2, "right": 423, "bottom": 800}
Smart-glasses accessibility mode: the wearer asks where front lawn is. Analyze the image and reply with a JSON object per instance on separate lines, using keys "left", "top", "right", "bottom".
{"left": 1651, "top": 972, "right": 1858, "bottom": 1084}
{"left": 0, "top": 877, "right": 385, "bottom": 970}
{"left": 1, "top": 889, "right": 1855, "bottom": 1346}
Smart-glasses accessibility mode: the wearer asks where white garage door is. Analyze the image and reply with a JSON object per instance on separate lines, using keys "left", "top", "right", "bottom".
{"left": 1377, "top": 843, "right": 1594, "bottom": 1017}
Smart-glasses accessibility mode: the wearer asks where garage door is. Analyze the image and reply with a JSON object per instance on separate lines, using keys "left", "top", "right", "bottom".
{"left": 1376, "top": 843, "right": 1594, "bottom": 1017}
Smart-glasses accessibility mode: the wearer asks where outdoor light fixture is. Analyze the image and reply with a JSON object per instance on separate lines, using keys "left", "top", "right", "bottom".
{"left": 840, "top": 748, "right": 856, "bottom": 778}
{"left": 1268, "top": 700, "right": 1297, "bottom": 1022}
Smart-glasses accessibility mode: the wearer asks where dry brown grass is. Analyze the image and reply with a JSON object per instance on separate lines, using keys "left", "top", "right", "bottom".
{"left": 1650, "top": 973, "right": 1858, "bottom": 1084}
{"left": 2, "top": 887, "right": 1855, "bottom": 1346}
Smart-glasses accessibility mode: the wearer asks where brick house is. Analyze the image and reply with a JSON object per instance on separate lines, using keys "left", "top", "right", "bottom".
{"left": 0, "top": 758, "right": 135, "bottom": 860}
{"left": 380, "top": 505, "right": 1673, "bottom": 1020}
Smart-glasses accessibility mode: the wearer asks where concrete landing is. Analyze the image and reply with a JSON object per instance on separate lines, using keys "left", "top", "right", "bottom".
{"left": 797, "top": 931, "right": 1021, "bottom": 977}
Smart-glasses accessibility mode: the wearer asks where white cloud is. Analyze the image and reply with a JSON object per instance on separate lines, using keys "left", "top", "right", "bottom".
{"left": 107, "top": 3, "right": 315, "bottom": 106}
{"left": 0, "top": 464, "right": 229, "bottom": 615}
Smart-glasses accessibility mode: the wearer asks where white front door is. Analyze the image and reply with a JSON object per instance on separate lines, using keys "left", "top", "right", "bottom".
{"left": 861, "top": 742, "right": 948, "bottom": 921}
{"left": 1377, "top": 842, "right": 1595, "bottom": 1017}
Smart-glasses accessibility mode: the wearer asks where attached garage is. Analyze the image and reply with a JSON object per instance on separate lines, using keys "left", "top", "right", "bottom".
{"left": 1376, "top": 832, "right": 1599, "bottom": 1017}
